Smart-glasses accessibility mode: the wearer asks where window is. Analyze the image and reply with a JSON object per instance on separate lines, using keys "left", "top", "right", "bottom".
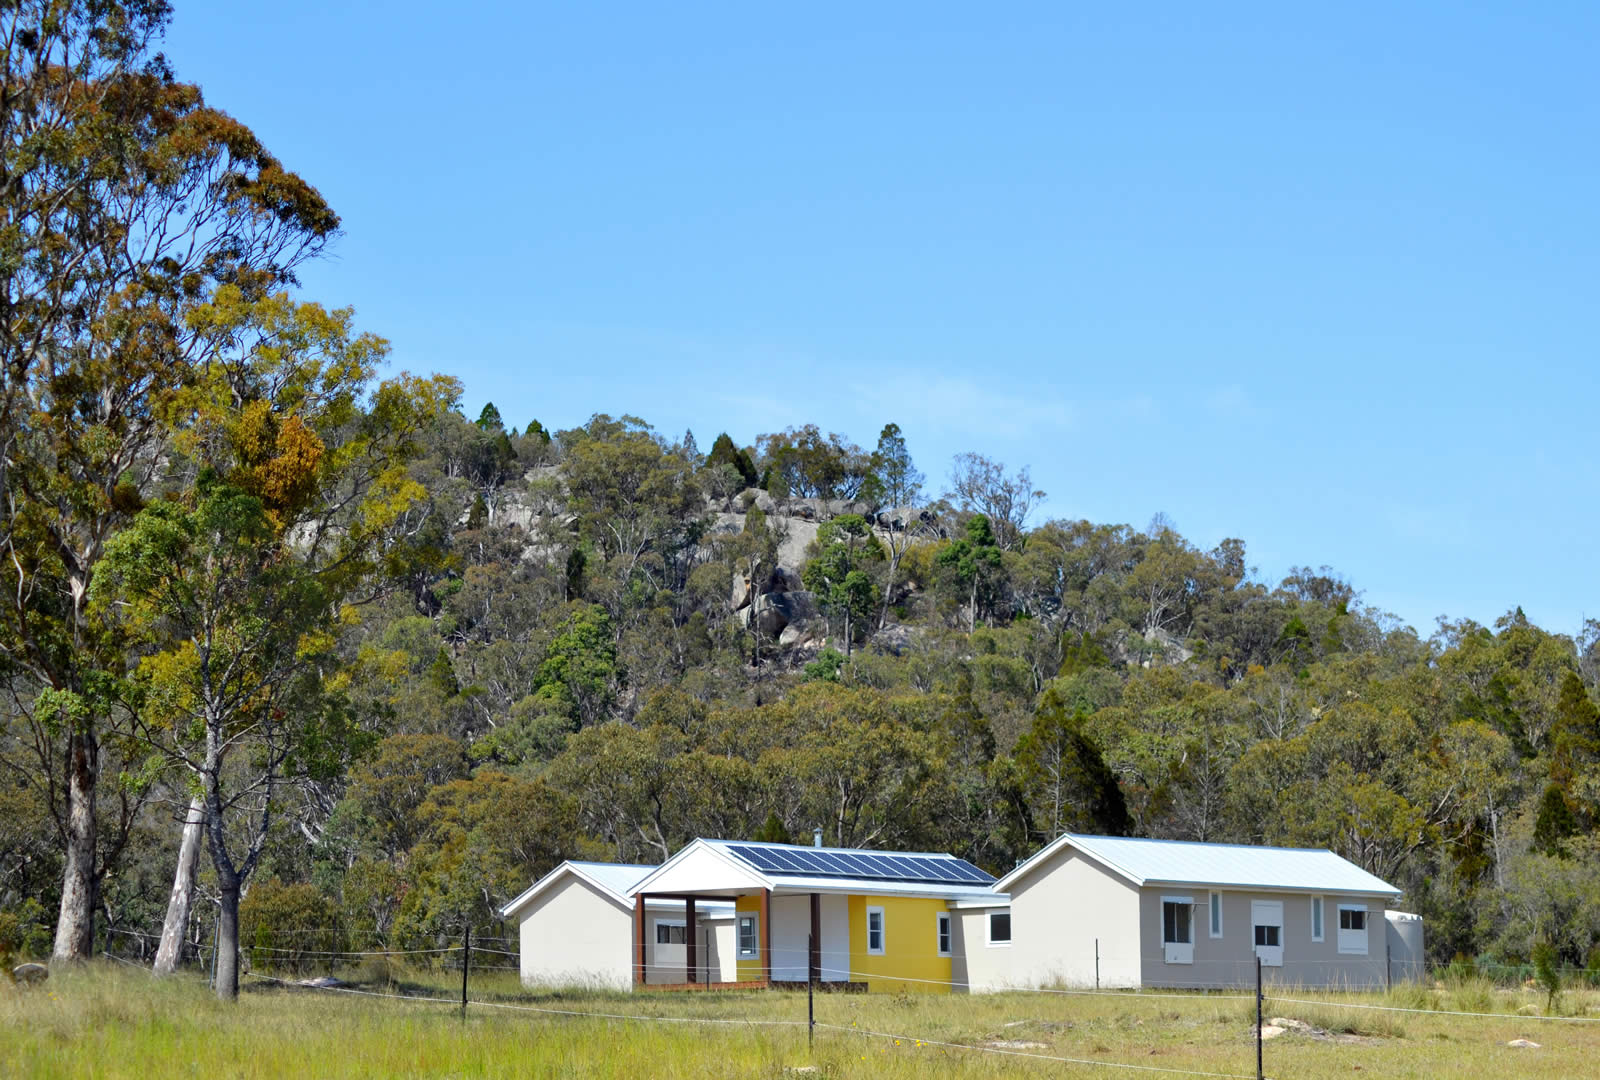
{"left": 1337, "top": 905, "right": 1368, "bottom": 955}
{"left": 1163, "top": 899, "right": 1192, "bottom": 945}
{"left": 737, "top": 915, "right": 759, "bottom": 959}
{"left": 987, "top": 911, "right": 1011, "bottom": 945}
{"left": 1253, "top": 924, "right": 1280, "bottom": 947}
{"left": 654, "top": 922, "right": 686, "bottom": 945}
{"left": 1161, "top": 896, "right": 1194, "bottom": 964}
{"left": 936, "top": 912, "right": 952, "bottom": 957}
{"left": 866, "top": 906, "right": 885, "bottom": 955}
{"left": 1311, "top": 897, "right": 1324, "bottom": 943}
{"left": 1209, "top": 892, "right": 1223, "bottom": 939}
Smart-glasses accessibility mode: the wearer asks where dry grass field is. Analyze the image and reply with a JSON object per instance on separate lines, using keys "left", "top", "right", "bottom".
{"left": 4, "top": 963, "right": 1600, "bottom": 1079}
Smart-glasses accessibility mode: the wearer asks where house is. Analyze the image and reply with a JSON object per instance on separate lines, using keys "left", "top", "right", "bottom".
{"left": 499, "top": 861, "right": 737, "bottom": 988}
{"left": 976, "top": 833, "right": 1410, "bottom": 990}
{"left": 626, "top": 838, "right": 999, "bottom": 993}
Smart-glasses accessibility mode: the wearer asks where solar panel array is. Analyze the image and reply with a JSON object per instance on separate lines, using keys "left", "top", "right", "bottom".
{"left": 725, "top": 844, "right": 994, "bottom": 885}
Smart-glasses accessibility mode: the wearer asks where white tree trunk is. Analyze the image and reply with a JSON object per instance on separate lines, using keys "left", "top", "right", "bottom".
{"left": 52, "top": 727, "right": 98, "bottom": 961}
{"left": 152, "top": 797, "right": 205, "bottom": 975}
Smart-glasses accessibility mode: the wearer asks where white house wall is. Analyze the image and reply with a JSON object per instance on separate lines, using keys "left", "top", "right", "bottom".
{"left": 953, "top": 908, "right": 1013, "bottom": 992}
{"left": 707, "top": 918, "right": 736, "bottom": 982}
{"left": 1138, "top": 889, "right": 1389, "bottom": 989}
{"left": 1007, "top": 846, "right": 1140, "bottom": 988}
{"left": 770, "top": 894, "right": 810, "bottom": 981}
{"left": 820, "top": 894, "right": 850, "bottom": 981}
{"left": 517, "top": 874, "right": 633, "bottom": 989}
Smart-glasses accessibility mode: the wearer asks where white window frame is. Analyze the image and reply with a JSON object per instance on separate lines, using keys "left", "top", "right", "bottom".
{"left": 986, "top": 910, "right": 1012, "bottom": 947}
{"left": 1337, "top": 903, "right": 1368, "bottom": 955}
{"left": 866, "top": 906, "right": 886, "bottom": 955}
{"left": 1311, "top": 896, "right": 1324, "bottom": 943}
{"left": 653, "top": 918, "right": 686, "bottom": 946}
{"left": 1208, "top": 891, "right": 1223, "bottom": 939}
{"left": 936, "top": 912, "right": 952, "bottom": 957}
{"left": 736, "top": 914, "right": 759, "bottom": 960}
{"left": 1161, "top": 894, "right": 1194, "bottom": 964}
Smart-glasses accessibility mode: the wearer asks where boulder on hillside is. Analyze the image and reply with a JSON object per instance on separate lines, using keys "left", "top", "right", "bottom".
{"left": 749, "top": 589, "right": 822, "bottom": 642}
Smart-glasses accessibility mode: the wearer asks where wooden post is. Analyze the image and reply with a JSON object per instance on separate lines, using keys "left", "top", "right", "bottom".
{"left": 809, "top": 893, "right": 821, "bottom": 984}
{"left": 634, "top": 894, "right": 647, "bottom": 987}
{"left": 759, "top": 888, "right": 772, "bottom": 985}
{"left": 808, "top": 933, "right": 815, "bottom": 1050}
{"left": 686, "top": 896, "right": 698, "bottom": 984}
{"left": 1094, "top": 938, "right": 1100, "bottom": 990}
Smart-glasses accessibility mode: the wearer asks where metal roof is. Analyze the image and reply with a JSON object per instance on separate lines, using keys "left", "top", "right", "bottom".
{"left": 997, "top": 834, "right": 1401, "bottom": 897}
{"left": 500, "top": 860, "right": 736, "bottom": 919}
{"left": 569, "top": 861, "right": 655, "bottom": 899}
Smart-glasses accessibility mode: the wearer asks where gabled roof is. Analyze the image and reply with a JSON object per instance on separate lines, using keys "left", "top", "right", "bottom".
{"left": 500, "top": 860, "right": 654, "bottom": 918}
{"left": 499, "top": 860, "right": 740, "bottom": 920}
{"left": 628, "top": 838, "right": 1002, "bottom": 902}
{"left": 995, "top": 834, "right": 1401, "bottom": 898}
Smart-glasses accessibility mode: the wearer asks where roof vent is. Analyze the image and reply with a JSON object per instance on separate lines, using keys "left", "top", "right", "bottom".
{"left": 813, "top": 827, "right": 823, "bottom": 849}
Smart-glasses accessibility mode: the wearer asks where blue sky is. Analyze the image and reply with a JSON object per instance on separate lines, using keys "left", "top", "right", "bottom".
{"left": 167, "top": 3, "right": 1597, "bottom": 638}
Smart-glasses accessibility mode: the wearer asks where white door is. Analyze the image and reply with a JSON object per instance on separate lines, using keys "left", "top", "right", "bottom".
{"left": 1251, "top": 901, "right": 1283, "bottom": 968}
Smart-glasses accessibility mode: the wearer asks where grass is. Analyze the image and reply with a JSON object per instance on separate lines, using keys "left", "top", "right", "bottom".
{"left": 5, "top": 963, "right": 1600, "bottom": 1078}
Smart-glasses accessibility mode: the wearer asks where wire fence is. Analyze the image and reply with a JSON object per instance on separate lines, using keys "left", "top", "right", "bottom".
{"left": 197, "top": 938, "right": 1600, "bottom": 1080}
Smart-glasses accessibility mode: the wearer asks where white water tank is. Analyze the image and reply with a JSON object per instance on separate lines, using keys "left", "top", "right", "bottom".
{"left": 1384, "top": 910, "right": 1425, "bottom": 982}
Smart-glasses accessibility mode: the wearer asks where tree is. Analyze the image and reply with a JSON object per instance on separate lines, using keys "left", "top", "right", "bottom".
{"left": 802, "top": 515, "right": 883, "bottom": 656}
{"left": 1012, "top": 689, "right": 1129, "bottom": 842}
{"left": 865, "top": 423, "right": 924, "bottom": 629}
{"left": 0, "top": 1, "right": 341, "bottom": 961}
{"left": 755, "top": 426, "right": 870, "bottom": 501}
{"left": 934, "top": 516, "right": 1006, "bottom": 631}
{"left": 475, "top": 402, "right": 503, "bottom": 430}
{"left": 704, "top": 432, "right": 758, "bottom": 489}
{"left": 92, "top": 293, "right": 453, "bottom": 999}
{"left": 946, "top": 453, "right": 1044, "bottom": 551}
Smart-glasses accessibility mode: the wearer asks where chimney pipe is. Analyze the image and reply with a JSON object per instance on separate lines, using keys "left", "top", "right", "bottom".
{"left": 813, "top": 827, "right": 823, "bottom": 849}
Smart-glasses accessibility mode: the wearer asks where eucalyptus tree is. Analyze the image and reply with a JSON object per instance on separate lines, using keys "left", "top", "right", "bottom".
{"left": 0, "top": 0, "right": 342, "bottom": 960}
{"left": 92, "top": 291, "right": 454, "bottom": 998}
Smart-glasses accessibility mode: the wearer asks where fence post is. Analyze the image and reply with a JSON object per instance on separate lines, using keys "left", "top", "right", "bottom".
{"left": 461, "top": 923, "right": 471, "bottom": 1018}
{"left": 1095, "top": 938, "right": 1100, "bottom": 991}
{"left": 1385, "top": 937, "right": 1392, "bottom": 992}
{"left": 1255, "top": 954, "right": 1264, "bottom": 1080}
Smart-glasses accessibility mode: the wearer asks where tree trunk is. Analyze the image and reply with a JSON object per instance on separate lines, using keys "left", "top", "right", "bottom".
{"left": 152, "top": 796, "right": 205, "bottom": 975}
{"left": 52, "top": 726, "right": 98, "bottom": 961}
{"left": 215, "top": 874, "right": 241, "bottom": 1000}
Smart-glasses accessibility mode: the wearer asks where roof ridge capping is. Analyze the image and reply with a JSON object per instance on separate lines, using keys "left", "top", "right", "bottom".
{"left": 702, "top": 837, "right": 960, "bottom": 857}
{"left": 1068, "top": 833, "right": 1344, "bottom": 856}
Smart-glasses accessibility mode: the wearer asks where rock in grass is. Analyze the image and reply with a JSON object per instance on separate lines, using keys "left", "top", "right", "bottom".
{"left": 1507, "top": 1039, "right": 1541, "bottom": 1048}
{"left": 10, "top": 964, "right": 47, "bottom": 988}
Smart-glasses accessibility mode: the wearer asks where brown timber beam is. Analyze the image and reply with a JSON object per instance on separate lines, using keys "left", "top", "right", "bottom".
{"left": 634, "top": 894, "right": 646, "bottom": 987}
{"left": 759, "top": 888, "right": 772, "bottom": 985}
{"left": 809, "top": 893, "right": 821, "bottom": 984}
{"left": 686, "top": 896, "right": 697, "bottom": 983}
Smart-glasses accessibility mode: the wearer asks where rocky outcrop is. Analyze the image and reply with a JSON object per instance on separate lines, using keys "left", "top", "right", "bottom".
{"left": 732, "top": 566, "right": 825, "bottom": 646}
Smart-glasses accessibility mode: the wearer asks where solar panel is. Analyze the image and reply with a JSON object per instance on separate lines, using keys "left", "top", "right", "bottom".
{"left": 725, "top": 844, "right": 996, "bottom": 885}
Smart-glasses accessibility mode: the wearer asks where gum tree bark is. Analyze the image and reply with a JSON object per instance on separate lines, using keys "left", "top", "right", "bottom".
{"left": 152, "top": 797, "right": 205, "bottom": 975}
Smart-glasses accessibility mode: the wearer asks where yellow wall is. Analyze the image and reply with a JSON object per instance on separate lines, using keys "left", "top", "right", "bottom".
{"left": 848, "top": 895, "right": 953, "bottom": 993}
{"left": 731, "top": 892, "right": 954, "bottom": 992}
{"left": 734, "top": 894, "right": 763, "bottom": 983}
